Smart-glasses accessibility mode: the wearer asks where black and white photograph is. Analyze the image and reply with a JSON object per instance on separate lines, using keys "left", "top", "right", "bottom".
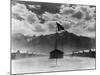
{"left": 11, "top": 0, "right": 96, "bottom": 74}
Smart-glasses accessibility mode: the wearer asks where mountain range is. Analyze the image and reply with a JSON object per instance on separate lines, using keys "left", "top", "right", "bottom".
{"left": 12, "top": 31, "right": 96, "bottom": 54}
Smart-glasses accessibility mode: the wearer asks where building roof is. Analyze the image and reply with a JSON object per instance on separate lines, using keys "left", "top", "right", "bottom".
{"left": 50, "top": 49, "right": 63, "bottom": 53}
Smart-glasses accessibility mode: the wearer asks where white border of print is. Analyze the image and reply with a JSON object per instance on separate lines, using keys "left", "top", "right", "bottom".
{"left": 0, "top": 0, "right": 99, "bottom": 75}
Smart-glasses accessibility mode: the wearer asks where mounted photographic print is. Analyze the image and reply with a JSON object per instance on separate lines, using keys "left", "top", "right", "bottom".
{"left": 11, "top": 0, "right": 96, "bottom": 74}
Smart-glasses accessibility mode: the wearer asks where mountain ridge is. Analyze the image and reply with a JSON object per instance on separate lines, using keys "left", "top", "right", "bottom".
{"left": 12, "top": 30, "right": 96, "bottom": 54}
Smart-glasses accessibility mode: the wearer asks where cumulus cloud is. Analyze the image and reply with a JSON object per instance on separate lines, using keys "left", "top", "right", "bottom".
{"left": 26, "top": 13, "right": 40, "bottom": 24}
{"left": 12, "top": 18, "right": 35, "bottom": 36}
{"left": 12, "top": 13, "right": 24, "bottom": 21}
{"left": 41, "top": 12, "right": 55, "bottom": 21}
{"left": 12, "top": 18, "right": 48, "bottom": 36}
{"left": 44, "top": 21, "right": 57, "bottom": 32}
{"left": 12, "top": 3, "right": 27, "bottom": 14}
{"left": 28, "top": 5, "right": 40, "bottom": 9}
{"left": 60, "top": 7, "right": 75, "bottom": 15}
{"left": 12, "top": 2, "right": 44, "bottom": 36}
{"left": 34, "top": 25, "right": 45, "bottom": 32}
{"left": 72, "top": 11, "right": 83, "bottom": 19}
{"left": 12, "top": 3, "right": 40, "bottom": 23}
{"left": 40, "top": 6, "right": 95, "bottom": 38}
{"left": 67, "top": 25, "right": 95, "bottom": 38}
{"left": 59, "top": 4, "right": 96, "bottom": 38}
{"left": 11, "top": 1, "right": 96, "bottom": 38}
{"left": 33, "top": 23, "right": 48, "bottom": 33}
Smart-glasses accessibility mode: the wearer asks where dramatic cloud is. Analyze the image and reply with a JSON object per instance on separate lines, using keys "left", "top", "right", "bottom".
{"left": 12, "top": 13, "right": 24, "bottom": 21}
{"left": 12, "top": 3, "right": 40, "bottom": 23}
{"left": 60, "top": 7, "right": 75, "bottom": 15}
{"left": 26, "top": 13, "right": 40, "bottom": 24}
{"left": 12, "top": 2, "right": 43, "bottom": 36}
{"left": 11, "top": 0, "right": 96, "bottom": 38}
{"left": 28, "top": 5, "right": 41, "bottom": 9}
{"left": 44, "top": 21, "right": 57, "bottom": 32}
{"left": 33, "top": 23, "right": 47, "bottom": 33}
{"left": 34, "top": 25, "right": 45, "bottom": 32}
{"left": 59, "top": 4, "right": 96, "bottom": 38}
{"left": 72, "top": 11, "right": 83, "bottom": 19}
{"left": 41, "top": 12, "right": 60, "bottom": 21}
{"left": 12, "top": 19, "right": 35, "bottom": 36}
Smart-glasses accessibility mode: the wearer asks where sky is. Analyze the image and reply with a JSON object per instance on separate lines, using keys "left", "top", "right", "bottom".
{"left": 11, "top": 0, "right": 96, "bottom": 38}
